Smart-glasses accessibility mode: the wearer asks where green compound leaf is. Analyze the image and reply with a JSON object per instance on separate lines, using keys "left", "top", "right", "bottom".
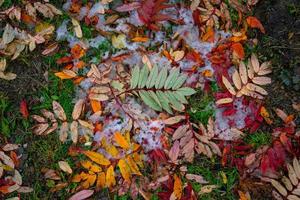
{"left": 130, "top": 65, "right": 195, "bottom": 113}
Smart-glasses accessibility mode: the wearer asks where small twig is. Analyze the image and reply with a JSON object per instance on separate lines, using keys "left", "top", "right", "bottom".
{"left": 108, "top": 83, "right": 136, "bottom": 122}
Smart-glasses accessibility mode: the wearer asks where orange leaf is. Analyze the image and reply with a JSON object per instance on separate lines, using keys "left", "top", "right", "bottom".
{"left": 10, "top": 151, "right": 19, "bottom": 168}
{"left": 260, "top": 106, "right": 273, "bottom": 125}
{"left": 96, "top": 172, "right": 106, "bottom": 189}
{"left": 173, "top": 174, "right": 182, "bottom": 199}
{"left": 94, "top": 123, "right": 103, "bottom": 132}
{"left": 71, "top": 44, "right": 86, "bottom": 59}
{"left": 202, "top": 28, "right": 215, "bottom": 43}
{"left": 74, "top": 61, "right": 86, "bottom": 69}
{"left": 106, "top": 165, "right": 116, "bottom": 187}
{"left": 0, "top": 185, "right": 9, "bottom": 194}
{"left": 21, "top": 12, "right": 36, "bottom": 25}
{"left": 132, "top": 37, "right": 149, "bottom": 42}
{"left": 73, "top": 76, "right": 85, "bottom": 84}
{"left": 246, "top": 16, "right": 265, "bottom": 34}
{"left": 162, "top": 50, "right": 172, "bottom": 61}
{"left": 90, "top": 100, "right": 102, "bottom": 113}
{"left": 55, "top": 72, "right": 74, "bottom": 79}
{"left": 231, "top": 43, "right": 245, "bottom": 59}
{"left": 114, "top": 132, "right": 130, "bottom": 150}
{"left": 202, "top": 69, "right": 213, "bottom": 77}
{"left": 111, "top": 53, "right": 131, "bottom": 62}
{"left": 64, "top": 64, "right": 73, "bottom": 70}
{"left": 285, "top": 115, "right": 295, "bottom": 124}
{"left": 56, "top": 56, "right": 73, "bottom": 64}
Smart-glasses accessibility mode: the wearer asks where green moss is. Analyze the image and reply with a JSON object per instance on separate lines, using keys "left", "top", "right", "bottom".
{"left": 244, "top": 131, "right": 272, "bottom": 149}
{"left": 189, "top": 90, "right": 215, "bottom": 125}
{"left": 32, "top": 73, "right": 75, "bottom": 119}
{"left": 187, "top": 157, "right": 238, "bottom": 200}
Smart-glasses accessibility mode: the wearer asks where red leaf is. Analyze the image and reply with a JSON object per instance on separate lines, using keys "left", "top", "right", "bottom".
{"left": 246, "top": 16, "right": 265, "bottom": 33}
{"left": 20, "top": 99, "right": 29, "bottom": 119}
{"left": 137, "top": 0, "right": 173, "bottom": 31}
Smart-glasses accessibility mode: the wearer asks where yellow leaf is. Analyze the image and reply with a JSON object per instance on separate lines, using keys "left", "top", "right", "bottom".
{"left": 118, "top": 159, "right": 131, "bottom": 182}
{"left": 171, "top": 50, "right": 185, "bottom": 62}
{"left": 96, "top": 172, "right": 106, "bottom": 189}
{"left": 106, "top": 165, "right": 116, "bottom": 187}
{"left": 260, "top": 106, "right": 273, "bottom": 125}
{"left": 102, "top": 138, "right": 119, "bottom": 158}
{"left": 126, "top": 156, "right": 142, "bottom": 175}
{"left": 125, "top": 131, "right": 131, "bottom": 144}
{"left": 81, "top": 160, "right": 102, "bottom": 173}
{"left": 83, "top": 151, "right": 111, "bottom": 166}
{"left": 81, "top": 160, "right": 92, "bottom": 169}
{"left": 133, "top": 152, "right": 144, "bottom": 168}
{"left": 106, "top": 145, "right": 119, "bottom": 158}
{"left": 82, "top": 174, "right": 97, "bottom": 189}
{"left": 114, "top": 132, "right": 130, "bottom": 149}
{"left": 112, "top": 34, "right": 126, "bottom": 49}
{"left": 220, "top": 171, "right": 227, "bottom": 184}
{"left": 173, "top": 174, "right": 182, "bottom": 199}
{"left": 71, "top": 17, "right": 82, "bottom": 38}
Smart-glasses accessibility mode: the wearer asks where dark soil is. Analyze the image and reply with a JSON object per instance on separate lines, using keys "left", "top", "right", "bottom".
{"left": 0, "top": 54, "right": 48, "bottom": 105}
{"left": 255, "top": 0, "right": 300, "bottom": 114}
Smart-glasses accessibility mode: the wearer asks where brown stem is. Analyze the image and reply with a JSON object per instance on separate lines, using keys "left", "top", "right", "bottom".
{"left": 108, "top": 83, "right": 136, "bottom": 122}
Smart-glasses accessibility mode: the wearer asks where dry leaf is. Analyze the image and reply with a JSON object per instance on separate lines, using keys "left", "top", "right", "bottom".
{"left": 58, "top": 161, "right": 73, "bottom": 174}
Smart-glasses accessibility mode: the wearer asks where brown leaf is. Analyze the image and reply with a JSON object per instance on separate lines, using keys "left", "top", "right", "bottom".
{"left": 52, "top": 101, "right": 67, "bottom": 121}
{"left": 239, "top": 62, "right": 248, "bottom": 85}
{"left": 186, "top": 174, "right": 208, "bottom": 184}
{"left": 222, "top": 76, "right": 236, "bottom": 95}
{"left": 72, "top": 99, "right": 85, "bottom": 120}
{"left": 70, "top": 121, "right": 78, "bottom": 144}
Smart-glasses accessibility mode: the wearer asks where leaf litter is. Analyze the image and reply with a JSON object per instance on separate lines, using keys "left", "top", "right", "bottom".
{"left": 0, "top": 0, "right": 299, "bottom": 199}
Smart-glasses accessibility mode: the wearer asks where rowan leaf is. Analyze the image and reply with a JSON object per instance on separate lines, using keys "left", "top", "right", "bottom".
{"left": 114, "top": 132, "right": 130, "bottom": 150}
{"left": 106, "top": 165, "right": 116, "bottom": 187}
{"left": 118, "top": 159, "right": 131, "bottom": 182}
{"left": 83, "top": 151, "right": 111, "bottom": 166}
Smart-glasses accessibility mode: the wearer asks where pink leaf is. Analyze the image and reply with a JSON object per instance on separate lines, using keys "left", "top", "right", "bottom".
{"left": 169, "top": 140, "right": 180, "bottom": 162}
{"left": 115, "top": 2, "right": 141, "bottom": 12}
{"left": 69, "top": 190, "right": 94, "bottom": 200}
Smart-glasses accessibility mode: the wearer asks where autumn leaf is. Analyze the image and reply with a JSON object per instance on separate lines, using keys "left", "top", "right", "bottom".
{"left": 58, "top": 161, "right": 72, "bottom": 174}
{"left": 231, "top": 42, "right": 245, "bottom": 59}
{"left": 173, "top": 174, "right": 182, "bottom": 199}
{"left": 90, "top": 100, "right": 102, "bottom": 113}
{"left": 246, "top": 16, "right": 265, "bottom": 33}
{"left": 83, "top": 151, "right": 111, "bottom": 166}
{"left": 71, "top": 44, "right": 85, "bottom": 59}
{"left": 106, "top": 165, "right": 116, "bottom": 187}
{"left": 20, "top": 99, "right": 29, "bottom": 119}
{"left": 114, "top": 132, "right": 130, "bottom": 150}
{"left": 118, "top": 159, "right": 131, "bottom": 182}
{"left": 69, "top": 189, "right": 94, "bottom": 200}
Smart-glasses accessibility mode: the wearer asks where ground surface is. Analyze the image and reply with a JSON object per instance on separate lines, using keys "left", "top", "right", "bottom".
{"left": 0, "top": 0, "right": 300, "bottom": 200}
